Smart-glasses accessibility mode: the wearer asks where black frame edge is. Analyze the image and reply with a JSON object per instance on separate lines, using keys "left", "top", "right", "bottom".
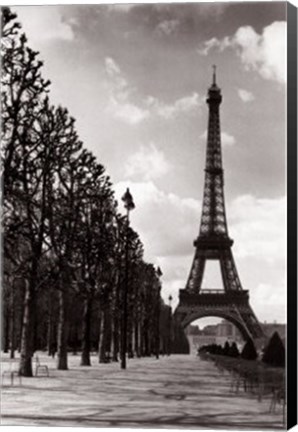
{"left": 287, "top": 1, "right": 298, "bottom": 430}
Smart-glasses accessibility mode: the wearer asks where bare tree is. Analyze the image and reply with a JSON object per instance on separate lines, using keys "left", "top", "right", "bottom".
{"left": 1, "top": 8, "right": 167, "bottom": 376}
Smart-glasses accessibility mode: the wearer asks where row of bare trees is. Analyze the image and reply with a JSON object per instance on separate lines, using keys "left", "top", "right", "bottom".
{"left": 1, "top": 8, "right": 172, "bottom": 377}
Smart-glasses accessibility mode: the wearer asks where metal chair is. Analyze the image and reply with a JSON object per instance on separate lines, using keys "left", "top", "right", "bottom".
{"left": 35, "top": 355, "right": 49, "bottom": 377}
{"left": 2, "top": 362, "right": 22, "bottom": 386}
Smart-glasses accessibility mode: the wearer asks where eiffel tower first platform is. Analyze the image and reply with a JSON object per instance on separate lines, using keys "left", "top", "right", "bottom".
{"left": 174, "top": 68, "right": 263, "bottom": 342}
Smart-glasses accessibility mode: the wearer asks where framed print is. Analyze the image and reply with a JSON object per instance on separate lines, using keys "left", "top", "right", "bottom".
{"left": 1, "top": 1, "right": 297, "bottom": 430}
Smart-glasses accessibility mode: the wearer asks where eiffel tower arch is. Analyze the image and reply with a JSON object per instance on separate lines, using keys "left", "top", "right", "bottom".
{"left": 174, "top": 68, "right": 263, "bottom": 343}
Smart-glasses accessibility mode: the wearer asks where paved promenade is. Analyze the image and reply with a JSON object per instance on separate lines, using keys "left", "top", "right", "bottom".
{"left": 1, "top": 353, "right": 284, "bottom": 429}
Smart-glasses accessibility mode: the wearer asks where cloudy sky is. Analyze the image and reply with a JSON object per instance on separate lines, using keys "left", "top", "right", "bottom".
{"left": 14, "top": 2, "right": 287, "bottom": 324}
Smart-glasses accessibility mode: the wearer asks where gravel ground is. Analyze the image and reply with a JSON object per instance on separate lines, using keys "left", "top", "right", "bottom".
{"left": 1, "top": 352, "right": 285, "bottom": 429}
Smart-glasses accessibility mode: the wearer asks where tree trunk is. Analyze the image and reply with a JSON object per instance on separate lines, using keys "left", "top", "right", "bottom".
{"left": 98, "top": 310, "right": 105, "bottom": 362}
{"left": 148, "top": 327, "right": 152, "bottom": 356}
{"left": 18, "top": 284, "right": 25, "bottom": 353}
{"left": 3, "top": 275, "right": 11, "bottom": 353}
{"left": 33, "top": 303, "right": 39, "bottom": 354}
{"left": 3, "top": 306, "right": 10, "bottom": 353}
{"left": 167, "top": 310, "right": 172, "bottom": 356}
{"left": 155, "top": 309, "right": 160, "bottom": 360}
{"left": 98, "top": 307, "right": 111, "bottom": 363}
{"left": 72, "top": 324, "right": 79, "bottom": 355}
{"left": 81, "top": 296, "right": 92, "bottom": 366}
{"left": 142, "top": 318, "right": 150, "bottom": 357}
{"left": 47, "top": 293, "right": 54, "bottom": 356}
{"left": 47, "top": 318, "right": 52, "bottom": 356}
{"left": 105, "top": 310, "right": 112, "bottom": 356}
{"left": 127, "top": 316, "right": 134, "bottom": 358}
{"left": 9, "top": 286, "right": 15, "bottom": 359}
{"left": 19, "top": 279, "right": 34, "bottom": 377}
{"left": 57, "top": 288, "right": 69, "bottom": 370}
{"left": 134, "top": 319, "right": 141, "bottom": 358}
{"left": 111, "top": 276, "right": 121, "bottom": 362}
{"left": 112, "top": 313, "right": 119, "bottom": 362}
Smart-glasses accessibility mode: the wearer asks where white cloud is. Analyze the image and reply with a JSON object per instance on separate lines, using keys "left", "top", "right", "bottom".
{"left": 104, "top": 57, "right": 149, "bottom": 124}
{"left": 200, "top": 130, "right": 207, "bottom": 140}
{"left": 147, "top": 92, "right": 202, "bottom": 119}
{"left": 200, "top": 129, "right": 235, "bottom": 147}
{"left": 156, "top": 19, "right": 180, "bottom": 36}
{"left": 108, "top": 98, "right": 149, "bottom": 125}
{"left": 222, "top": 132, "right": 236, "bottom": 147}
{"left": 105, "top": 57, "right": 122, "bottom": 77}
{"left": 238, "top": 88, "right": 255, "bottom": 102}
{"left": 105, "top": 57, "right": 200, "bottom": 124}
{"left": 251, "top": 282, "right": 286, "bottom": 324}
{"left": 157, "top": 254, "right": 192, "bottom": 306}
{"left": 198, "top": 21, "right": 286, "bottom": 84}
{"left": 229, "top": 195, "right": 286, "bottom": 263}
{"left": 15, "top": 7, "right": 74, "bottom": 45}
{"left": 197, "top": 36, "right": 230, "bottom": 56}
{"left": 234, "top": 22, "right": 286, "bottom": 84}
{"left": 125, "top": 143, "right": 171, "bottom": 181}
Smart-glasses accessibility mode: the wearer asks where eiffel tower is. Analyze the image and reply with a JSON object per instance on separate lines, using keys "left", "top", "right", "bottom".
{"left": 174, "top": 67, "right": 263, "bottom": 341}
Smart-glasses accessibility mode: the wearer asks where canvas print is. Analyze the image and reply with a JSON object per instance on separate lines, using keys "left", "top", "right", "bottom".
{"left": 1, "top": 1, "right": 291, "bottom": 430}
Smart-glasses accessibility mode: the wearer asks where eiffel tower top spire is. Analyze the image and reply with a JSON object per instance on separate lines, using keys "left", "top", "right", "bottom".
{"left": 207, "top": 65, "right": 222, "bottom": 104}
{"left": 212, "top": 64, "right": 216, "bottom": 85}
{"left": 198, "top": 66, "right": 229, "bottom": 240}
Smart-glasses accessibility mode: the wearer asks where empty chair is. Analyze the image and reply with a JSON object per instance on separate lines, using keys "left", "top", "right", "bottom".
{"left": 35, "top": 356, "right": 49, "bottom": 377}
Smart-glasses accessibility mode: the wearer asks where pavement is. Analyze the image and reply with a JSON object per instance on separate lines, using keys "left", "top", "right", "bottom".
{"left": 0, "top": 353, "right": 285, "bottom": 429}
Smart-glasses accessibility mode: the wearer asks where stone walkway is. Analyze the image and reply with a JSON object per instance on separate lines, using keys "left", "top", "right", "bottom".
{"left": 1, "top": 353, "right": 285, "bottom": 429}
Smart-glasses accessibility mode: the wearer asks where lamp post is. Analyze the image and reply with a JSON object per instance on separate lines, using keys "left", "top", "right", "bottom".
{"left": 155, "top": 266, "right": 162, "bottom": 360}
{"left": 168, "top": 295, "right": 173, "bottom": 356}
{"left": 121, "top": 188, "right": 135, "bottom": 370}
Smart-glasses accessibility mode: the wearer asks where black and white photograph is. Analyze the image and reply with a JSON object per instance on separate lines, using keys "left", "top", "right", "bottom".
{"left": 1, "top": 1, "right": 296, "bottom": 430}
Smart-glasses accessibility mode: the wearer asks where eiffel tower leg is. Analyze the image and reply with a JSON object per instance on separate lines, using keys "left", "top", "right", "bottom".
{"left": 220, "top": 249, "right": 242, "bottom": 291}
{"left": 235, "top": 305, "right": 264, "bottom": 340}
{"left": 186, "top": 255, "right": 205, "bottom": 293}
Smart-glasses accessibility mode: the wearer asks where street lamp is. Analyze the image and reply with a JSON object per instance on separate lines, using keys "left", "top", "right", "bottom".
{"left": 121, "top": 188, "right": 135, "bottom": 370}
{"left": 155, "top": 267, "right": 162, "bottom": 359}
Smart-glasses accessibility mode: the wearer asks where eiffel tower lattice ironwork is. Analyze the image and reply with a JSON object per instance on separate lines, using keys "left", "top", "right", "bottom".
{"left": 174, "top": 67, "right": 263, "bottom": 341}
